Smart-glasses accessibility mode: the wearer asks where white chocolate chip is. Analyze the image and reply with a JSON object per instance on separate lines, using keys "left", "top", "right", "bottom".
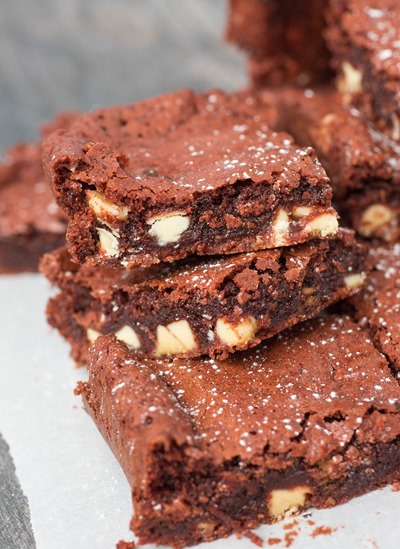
{"left": 87, "top": 190, "right": 128, "bottom": 221}
{"left": 344, "top": 272, "right": 366, "bottom": 291}
{"left": 358, "top": 204, "right": 395, "bottom": 238}
{"left": 215, "top": 316, "right": 257, "bottom": 347}
{"left": 97, "top": 228, "right": 120, "bottom": 257}
{"left": 305, "top": 213, "right": 338, "bottom": 238}
{"left": 147, "top": 212, "right": 190, "bottom": 245}
{"left": 155, "top": 319, "right": 196, "bottom": 356}
{"left": 339, "top": 61, "right": 363, "bottom": 94}
{"left": 292, "top": 206, "right": 312, "bottom": 220}
{"left": 271, "top": 209, "right": 290, "bottom": 246}
{"left": 87, "top": 328, "right": 101, "bottom": 344}
{"left": 269, "top": 486, "right": 312, "bottom": 519}
{"left": 115, "top": 325, "right": 141, "bottom": 350}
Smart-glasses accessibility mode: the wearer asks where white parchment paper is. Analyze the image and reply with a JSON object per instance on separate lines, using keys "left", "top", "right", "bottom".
{"left": 0, "top": 274, "right": 399, "bottom": 549}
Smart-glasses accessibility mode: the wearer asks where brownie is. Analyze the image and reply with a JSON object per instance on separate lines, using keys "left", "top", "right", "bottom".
{"left": 226, "top": 0, "right": 332, "bottom": 87}
{"left": 325, "top": 0, "right": 400, "bottom": 138}
{"left": 41, "top": 229, "right": 365, "bottom": 363}
{"left": 78, "top": 316, "right": 400, "bottom": 548}
{"left": 0, "top": 141, "right": 67, "bottom": 273}
{"left": 42, "top": 89, "right": 339, "bottom": 269}
{"left": 269, "top": 86, "right": 400, "bottom": 241}
{"left": 348, "top": 243, "right": 400, "bottom": 370}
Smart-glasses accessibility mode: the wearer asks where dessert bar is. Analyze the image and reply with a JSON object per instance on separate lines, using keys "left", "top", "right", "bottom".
{"left": 226, "top": 0, "right": 331, "bottom": 87}
{"left": 42, "top": 90, "right": 338, "bottom": 269}
{"left": 41, "top": 229, "right": 365, "bottom": 362}
{"left": 269, "top": 86, "right": 400, "bottom": 241}
{"left": 0, "top": 141, "right": 67, "bottom": 273}
{"left": 79, "top": 316, "right": 400, "bottom": 548}
{"left": 325, "top": 0, "right": 400, "bottom": 138}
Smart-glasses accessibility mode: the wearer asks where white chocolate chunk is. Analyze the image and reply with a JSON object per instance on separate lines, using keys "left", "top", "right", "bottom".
{"left": 115, "top": 325, "right": 140, "bottom": 349}
{"left": 269, "top": 486, "right": 312, "bottom": 519}
{"left": 358, "top": 204, "right": 395, "bottom": 237}
{"left": 344, "top": 272, "right": 366, "bottom": 291}
{"left": 155, "top": 320, "right": 196, "bottom": 356}
{"left": 305, "top": 213, "right": 338, "bottom": 238}
{"left": 339, "top": 61, "right": 363, "bottom": 94}
{"left": 392, "top": 114, "right": 400, "bottom": 141}
{"left": 147, "top": 212, "right": 190, "bottom": 245}
{"left": 271, "top": 209, "right": 290, "bottom": 246}
{"left": 97, "top": 228, "right": 120, "bottom": 257}
{"left": 292, "top": 206, "right": 312, "bottom": 220}
{"left": 216, "top": 316, "right": 257, "bottom": 347}
{"left": 87, "top": 328, "right": 101, "bottom": 344}
{"left": 87, "top": 190, "right": 128, "bottom": 221}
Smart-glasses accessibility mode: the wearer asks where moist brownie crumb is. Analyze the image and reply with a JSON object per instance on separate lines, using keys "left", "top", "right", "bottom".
{"left": 41, "top": 229, "right": 366, "bottom": 363}
{"left": 42, "top": 89, "right": 338, "bottom": 269}
{"left": 79, "top": 315, "right": 400, "bottom": 548}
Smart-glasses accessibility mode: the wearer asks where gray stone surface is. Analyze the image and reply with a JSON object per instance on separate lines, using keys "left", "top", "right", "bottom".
{"left": 0, "top": 0, "right": 246, "bottom": 149}
{"left": 0, "top": 433, "right": 36, "bottom": 549}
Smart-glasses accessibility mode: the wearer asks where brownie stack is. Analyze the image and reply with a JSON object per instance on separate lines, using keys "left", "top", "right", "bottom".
{"left": 19, "top": 1, "right": 400, "bottom": 548}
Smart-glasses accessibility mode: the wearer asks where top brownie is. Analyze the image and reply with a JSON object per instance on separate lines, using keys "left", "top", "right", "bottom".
{"left": 42, "top": 90, "right": 338, "bottom": 268}
{"left": 325, "top": 0, "right": 400, "bottom": 138}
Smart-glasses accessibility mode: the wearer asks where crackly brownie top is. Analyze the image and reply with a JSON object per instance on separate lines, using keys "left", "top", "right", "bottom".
{"left": 41, "top": 228, "right": 357, "bottom": 300}
{"left": 0, "top": 142, "right": 66, "bottom": 237}
{"left": 268, "top": 86, "right": 400, "bottom": 195}
{"left": 86, "top": 315, "right": 400, "bottom": 469}
{"left": 350, "top": 243, "right": 400, "bottom": 368}
{"left": 43, "top": 89, "right": 330, "bottom": 207}
{"left": 327, "top": 0, "right": 400, "bottom": 81}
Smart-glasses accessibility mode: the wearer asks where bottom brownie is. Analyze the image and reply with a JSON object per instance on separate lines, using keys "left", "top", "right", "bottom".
{"left": 79, "top": 315, "right": 400, "bottom": 548}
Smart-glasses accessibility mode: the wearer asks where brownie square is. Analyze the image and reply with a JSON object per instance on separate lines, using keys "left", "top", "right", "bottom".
{"left": 226, "top": 0, "right": 332, "bottom": 87}
{"left": 0, "top": 141, "right": 67, "bottom": 273}
{"left": 0, "top": 112, "right": 78, "bottom": 273}
{"left": 268, "top": 86, "right": 400, "bottom": 241}
{"left": 325, "top": 0, "right": 400, "bottom": 138}
{"left": 79, "top": 316, "right": 400, "bottom": 548}
{"left": 42, "top": 90, "right": 339, "bottom": 269}
{"left": 41, "top": 229, "right": 365, "bottom": 363}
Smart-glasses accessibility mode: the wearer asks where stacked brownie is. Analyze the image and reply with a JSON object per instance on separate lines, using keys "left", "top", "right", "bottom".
{"left": 21, "top": 1, "right": 400, "bottom": 547}
{"left": 40, "top": 89, "right": 366, "bottom": 363}
{"left": 37, "top": 84, "right": 374, "bottom": 547}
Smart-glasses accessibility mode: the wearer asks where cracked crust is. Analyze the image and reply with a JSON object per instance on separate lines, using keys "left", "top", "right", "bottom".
{"left": 79, "top": 315, "right": 400, "bottom": 547}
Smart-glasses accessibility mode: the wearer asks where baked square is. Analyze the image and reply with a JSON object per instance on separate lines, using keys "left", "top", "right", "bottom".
{"left": 79, "top": 316, "right": 400, "bottom": 548}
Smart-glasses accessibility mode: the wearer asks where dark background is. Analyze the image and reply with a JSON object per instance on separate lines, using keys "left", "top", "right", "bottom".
{"left": 0, "top": 0, "right": 246, "bottom": 150}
